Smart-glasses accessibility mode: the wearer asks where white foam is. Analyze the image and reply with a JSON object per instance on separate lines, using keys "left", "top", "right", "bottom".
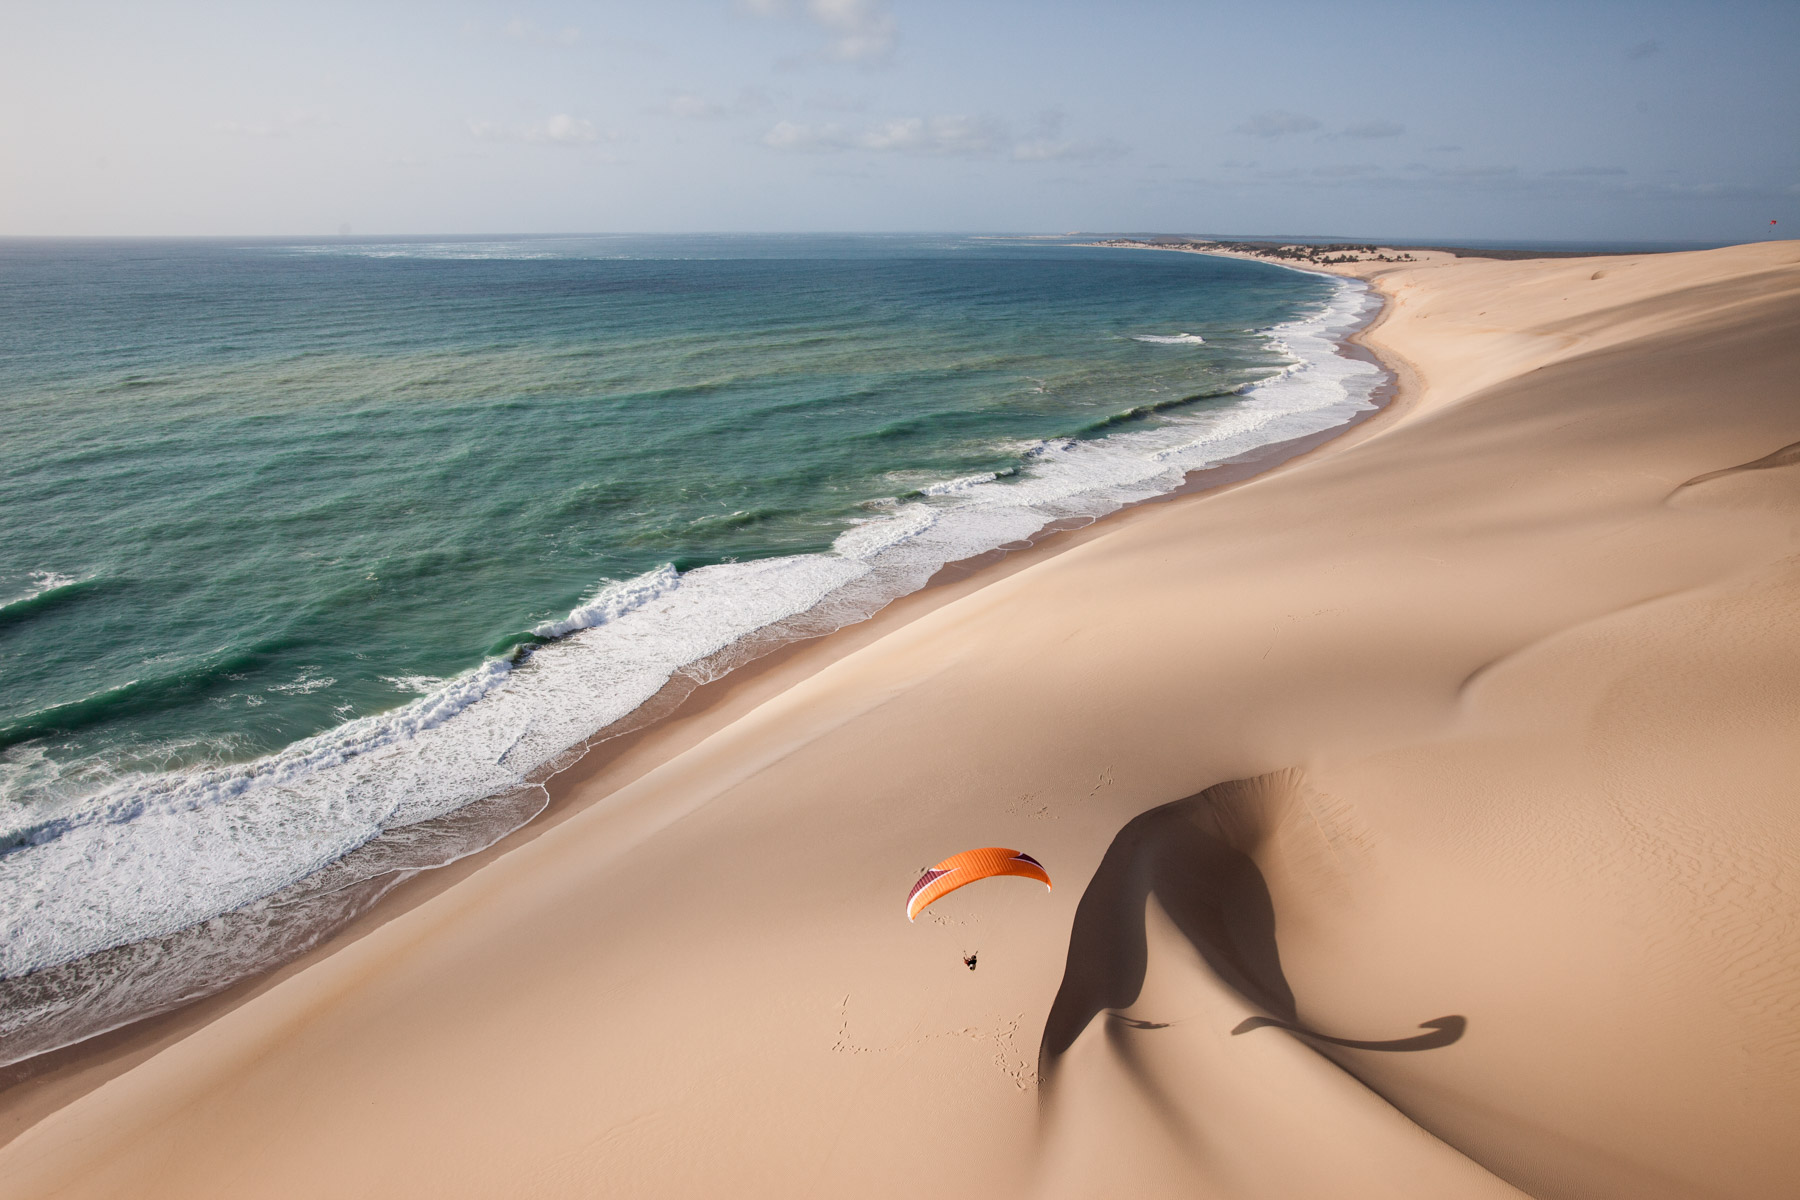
{"left": 267, "top": 672, "right": 335, "bottom": 696}
{"left": 1129, "top": 333, "right": 1207, "bottom": 345}
{"left": 530, "top": 563, "right": 679, "bottom": 639}
{"left": 381, "top": 674, "right": 447, "bottom": 695}
{"left": 833, "top": 503, "right": 937, "bottom": 561}
{"left": 0, "top": 274, "right": 1383, "bottom": 988}
{"left": 279, "top": 242, "right": 562, "bottom": 261}
{"left": 24, "top": 570, "right": 78, "bottom": 594}
{"left": 921, "top": 471, "right": 1002, "bottom": 496}
{"left": 0, "top": 571, "right": 83, "bottom": 613}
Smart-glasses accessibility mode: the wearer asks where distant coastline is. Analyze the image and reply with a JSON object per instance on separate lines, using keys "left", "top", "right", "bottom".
{"left": 1079, "top": 235, "right": 1667, "bottom": 269}
{"left": 1078, "top": 237, "right": 1423, "bottom": 271}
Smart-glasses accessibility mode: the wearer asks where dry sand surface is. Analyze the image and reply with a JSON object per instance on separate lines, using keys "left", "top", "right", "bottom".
{"left": 3, "top": 241, "right": 1798, "bottom": 1200}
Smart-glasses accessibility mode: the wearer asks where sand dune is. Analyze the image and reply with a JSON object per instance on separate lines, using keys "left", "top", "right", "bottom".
{"left": 2, "top": 241, "right": 1797, "bottom": 1199}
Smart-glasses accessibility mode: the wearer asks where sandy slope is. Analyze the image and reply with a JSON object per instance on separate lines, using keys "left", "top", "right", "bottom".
{"left": 2, "top": 241, "right": 1797, "bottom": 1200}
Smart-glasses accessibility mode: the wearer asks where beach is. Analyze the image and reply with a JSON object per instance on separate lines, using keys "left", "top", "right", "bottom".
{"left": 3, "top": 238, "right": 1797, "bottom": 1198}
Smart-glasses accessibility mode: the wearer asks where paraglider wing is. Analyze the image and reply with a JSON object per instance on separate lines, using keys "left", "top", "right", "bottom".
{"left": 906, "top": 847, "right": 1052, "bottom": 921}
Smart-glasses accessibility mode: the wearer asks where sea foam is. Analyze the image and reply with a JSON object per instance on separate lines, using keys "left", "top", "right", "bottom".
{"left": 0, "top": 272, "right": 1382, "bottom": 1064}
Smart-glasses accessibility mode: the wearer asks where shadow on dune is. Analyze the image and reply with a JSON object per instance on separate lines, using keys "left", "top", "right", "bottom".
{"left": 1232, "top": 1014, "right": 1465, "bottom": 1050}
{"left": 1039, "top": 771, "right": 1465, "bottom": 1088}
{"left": 1040, "top": 781, "right": 1297, "bottom": 1064}
{"left": 1670, "top": 436, "right": 1800, "bottom": 493}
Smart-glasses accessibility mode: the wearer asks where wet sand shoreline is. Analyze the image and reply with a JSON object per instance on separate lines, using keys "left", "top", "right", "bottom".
{"left": 0, "top": 258, "right": 1403, "bottom": 1135}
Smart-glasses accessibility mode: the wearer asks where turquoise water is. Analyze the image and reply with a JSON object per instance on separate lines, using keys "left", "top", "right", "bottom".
{"left": 0, "top": 234, "right": 1378, "bottom": 1060}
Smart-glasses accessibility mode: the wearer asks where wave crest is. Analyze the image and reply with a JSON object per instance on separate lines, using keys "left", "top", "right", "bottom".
{"left": 0, "top": 272, "right": 1384, "bottom": 1065}
{"left": 532, "top": 564, "right": 680, "bottom": 639}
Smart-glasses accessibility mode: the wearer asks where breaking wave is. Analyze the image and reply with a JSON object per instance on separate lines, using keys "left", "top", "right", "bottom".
{"left": 0, "top": 573, "right": 98, "bottom": 633}
{"left": 0, "top": 272, "right": 1383, "bottom": 1066}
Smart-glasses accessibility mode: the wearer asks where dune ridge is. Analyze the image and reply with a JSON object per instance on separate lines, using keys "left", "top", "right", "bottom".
{"left": 1, "top": 241, "right": 1797, "bottom": 1199}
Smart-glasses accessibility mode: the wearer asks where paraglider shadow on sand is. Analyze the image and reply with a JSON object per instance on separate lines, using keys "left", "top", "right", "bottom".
{"left": 1038, "top": 772, "right": 1465, "bottom": 1102}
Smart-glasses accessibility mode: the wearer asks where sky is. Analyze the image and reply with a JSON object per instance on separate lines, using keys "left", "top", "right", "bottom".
{"left": 2, "top": 0, "right": 1795, "bottom": 240}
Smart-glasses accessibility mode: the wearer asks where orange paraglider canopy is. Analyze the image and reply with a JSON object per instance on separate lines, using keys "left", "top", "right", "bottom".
{"left": 906, "top": 847, "right": 1051, "bottom": 922}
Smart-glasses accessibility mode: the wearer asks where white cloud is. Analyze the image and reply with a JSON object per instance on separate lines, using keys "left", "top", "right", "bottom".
{"left": 763, "top": 120, "right": 851, "bottom": 151}
{"left": 468, "top": 114, "right": 605, "bottom": 146}
{"left": 741, "top": 0, "right": 898, "bottom": 65}
{"left": 537, "top": 113, "right": 598, "bottom": 144}
{"left": 1234, "top": 111, "right": 1321, "bottom": 138}
{"left": 650, "top": 88, "right": 778, "bottom": 119}
{"left": 764, "top": 111, "right": 1126, "bottom": 161}
{"left": 810, "top": 0, "right": 896, "bottom": 63}
{"left": 764, "top": 114, "right": 1002, "bottom": 155}
{"left": 859, "top": 114, "right": 1001, "bottom": 154}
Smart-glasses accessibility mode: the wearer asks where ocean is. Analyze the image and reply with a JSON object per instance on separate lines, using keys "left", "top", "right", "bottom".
{"left": 0, "top": 234, "right": 1380, "bottom": 1063}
